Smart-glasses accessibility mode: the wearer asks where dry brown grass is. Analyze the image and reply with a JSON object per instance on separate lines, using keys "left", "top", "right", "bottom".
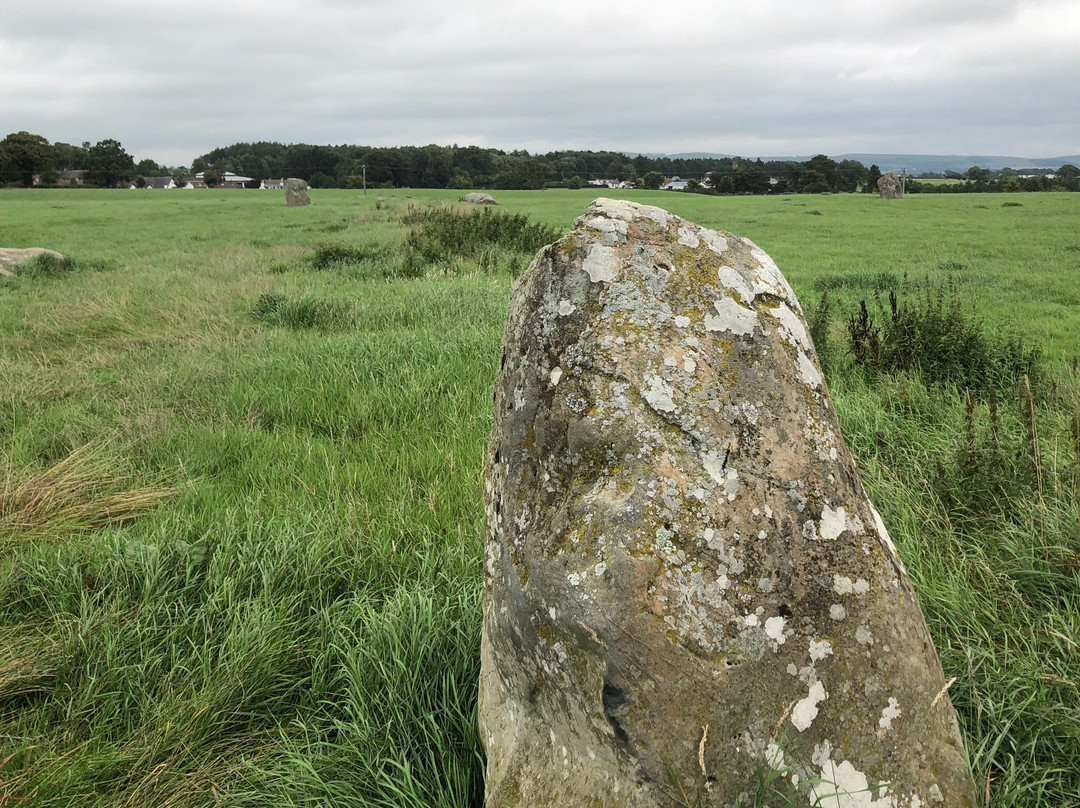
{"left": 0, "top": 442, "right": 177, "bottom": 547}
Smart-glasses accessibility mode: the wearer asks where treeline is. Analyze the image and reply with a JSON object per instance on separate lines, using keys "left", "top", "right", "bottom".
{"left": 6, "top": 128, "right": 1079, "bottom": 195}
{"left": 907, "top": 165, "right": 1080, "bottom": 193}
{"left": 192, "top": 142, "right": 883, "bottom": 193}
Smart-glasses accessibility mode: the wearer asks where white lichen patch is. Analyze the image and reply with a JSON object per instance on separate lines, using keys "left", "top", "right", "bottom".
{"left": 764, "top": 616, "right": 787, "bottom": 645}
{"left": 833, "top": 575, "right": 871, "bottom": 596}
{"left": 702, "top": 452, "right": 727, "bottom": 485}
{"left": 705, "top": 296, "right": 758, "bottom": 336}
{"left": 830, "top": 604, "right": 847, "bottom": 621}
{"left": 718, "top": 265, "right": 755, "bottom": 304}
{"left": 683, "top": 355, "right": 697, "bottom": 373}
{"left": 700, "top": 229, "right": 729, "bottom": 256}
{"left": 590, "top": 197, "right": 639, "bottom": 222}
{"left": 584, "top": 215, "right": 628, "bottom": 244}
{"left": 791, "top": 681, "right": 827, "bottom": 731}
{"left": 770, "top": 302, "right": 810, "bottom": 349}
{"left": 808, "top": 754, "right": 897, "bottom": 807}
{"left": 677, "top": 227, "right": 700, "bottom": 248}
{"left": 558, "top": 299, "right": 576, "bottom": 316}
{"left": 819, "top": 505, "right": 849, "bottom": 540}
{"left": 643, "top": 374, "right": 676, "bottom": 413}
{"left": 549, "top": 367, "right": 563, "bottom": 388}
{"left": 748, "top": 244, "right": 800, "bottom": 310}
{"left": 809, "top": 638, "right": 834, "bottom": 661}
{"left": 764, "top": 742, "right": 785, "bottom": 770}
{"left": 869, "top": 501, "right": 907, "bottom": 574}
{"left": 879, "top": 697, "right": 902, "bottom": 731}
{"left": 514, "top": 388, "right": 526, "bottom": 411}
{"left": 856, "top": 625, "right": 875, "bottom": 646}
{"left": 673, "top": 314, "right": 691, "bottom": 327}
{"left": 798, "top": 350, "right": 823, "bottom": 388}
{"left": 582, "top": 243, "right": 617, "bottom": 282}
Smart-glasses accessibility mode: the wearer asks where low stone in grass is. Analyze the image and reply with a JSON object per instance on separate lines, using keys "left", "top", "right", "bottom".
{"left": 877, "top": 171, "right": 903, "bottom": 199}
{"left": 481, "top": 198, "right": 976, "bottom": 807}
{"left": 463, "top": 192, "right": 498, "bottom": 205}
{"left": 0, "top": 248, "right": 65, "bottom": 277}
{"left": 284, "top": 178, "right": 311, "bottom": 207}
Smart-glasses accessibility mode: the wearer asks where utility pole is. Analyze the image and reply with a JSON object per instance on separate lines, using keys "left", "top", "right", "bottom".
{"left": 362, "top": 164, "right": 367, "bottom": 196}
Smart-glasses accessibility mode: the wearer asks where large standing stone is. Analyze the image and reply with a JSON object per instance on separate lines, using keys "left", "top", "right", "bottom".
{"left": 284, "top": 178, "right": 311, "bottom": 207}
{"left": 0, "top": 248, "right": 65, "bottom": 277}
{"left": 481, "top": 198, "right": 975, "bottom": 807}
{"left": 877, "top": 172, "right": 904, "bottom": 199}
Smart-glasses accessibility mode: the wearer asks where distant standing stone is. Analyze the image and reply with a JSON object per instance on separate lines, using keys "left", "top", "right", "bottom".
{"left": 0, "top": 247, "right": 65, "bottom": 277}
{"left": 877, "top": 171, "right": 904, "bottom": 199}
{"left": 481, "top": 198, "right": 975, "bottom": 807}
{"left": 463, "top": 192, "right": 498, "bottom": 205}
{"left": 284, "top": 178, "right": 311, "bottom": 207}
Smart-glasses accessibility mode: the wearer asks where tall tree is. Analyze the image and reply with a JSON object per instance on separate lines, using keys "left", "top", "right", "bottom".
{"left": 86, "top": 139, "right": 135, "bottom": 187}
{"left": 0, "top": 131, "right": 55, "bottom": 186}
{"left": 864, "top": 164, "right": 882, "bottom": 193}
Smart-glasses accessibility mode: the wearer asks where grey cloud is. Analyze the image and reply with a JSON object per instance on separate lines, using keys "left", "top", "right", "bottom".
{"left": 1, "top": 0, "right": 1077, "bottom": 164}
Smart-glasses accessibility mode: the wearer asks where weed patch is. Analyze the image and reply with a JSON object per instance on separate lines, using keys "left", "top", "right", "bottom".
{"left": 846, "top": 280, "right": 1042, "bottom": 394}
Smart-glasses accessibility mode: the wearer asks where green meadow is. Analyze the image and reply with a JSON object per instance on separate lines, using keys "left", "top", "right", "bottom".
{"left": 1, "top": 188, "right": 1078, "bottom": 806}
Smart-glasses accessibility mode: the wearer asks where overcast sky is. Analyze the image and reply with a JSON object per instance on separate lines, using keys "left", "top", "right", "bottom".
{"left": 3, "top": 0, "right": 1079, "bottom": 166}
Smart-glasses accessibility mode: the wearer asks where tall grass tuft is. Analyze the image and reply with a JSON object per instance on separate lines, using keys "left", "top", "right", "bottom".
{"left": 0, "top": 443, "right": 176, "bottom": 547}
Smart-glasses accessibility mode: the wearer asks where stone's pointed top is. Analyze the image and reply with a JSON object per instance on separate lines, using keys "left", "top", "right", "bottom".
{"left": 480, "top": 200, "right": 976, "bottom": 807}
{"left": 580, "top": 196, "right": 671, "bottom": 226}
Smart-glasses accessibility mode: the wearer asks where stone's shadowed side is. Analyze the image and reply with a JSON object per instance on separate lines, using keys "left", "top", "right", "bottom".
{"left": 284, "top": 178, "right": 311, "bottom": 207}
{"left": 481, "top": 199, "right": 976, "bottom": 807}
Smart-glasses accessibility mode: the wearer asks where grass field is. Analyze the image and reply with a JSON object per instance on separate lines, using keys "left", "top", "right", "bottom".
{"left": 1, "top": 188, "right": 1079, "bottom": 806}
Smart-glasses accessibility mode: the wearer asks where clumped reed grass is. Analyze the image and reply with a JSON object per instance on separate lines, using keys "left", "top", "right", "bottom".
{"left": 252, "top": 292, "right": 354, "bottom": 331}
{"left": 1, "top": 443, "right": 177, "bottom": 547}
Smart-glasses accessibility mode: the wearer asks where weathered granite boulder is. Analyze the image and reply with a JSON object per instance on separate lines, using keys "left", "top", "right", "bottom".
{"left": 481, "top": 198, "right": 975, "bottom": 807}
{"left": 0, "top": 248, "right": 65, "bottom": 277}
{"left": 284, "top": 178, "right": 311, "bottom": 207}
{"left": 463, "top": 192, "right": 499, "bottom": 205}
{"left": 878, "top": 172, "right": 903, "bottom": 199}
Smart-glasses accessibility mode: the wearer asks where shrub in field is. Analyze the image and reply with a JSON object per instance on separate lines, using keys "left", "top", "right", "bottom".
{"left": 402, "top": 205, "right": 560, "bottom": 267}
{"left": 252, "top": 292, "right": 353, "bottom": 330}
{"left": 846, "top": 280, "right": 1042, "bottom": 395}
